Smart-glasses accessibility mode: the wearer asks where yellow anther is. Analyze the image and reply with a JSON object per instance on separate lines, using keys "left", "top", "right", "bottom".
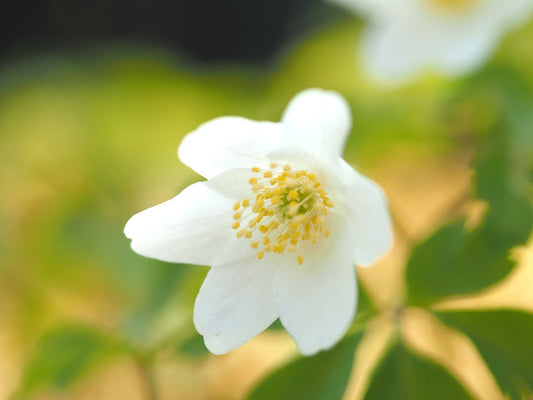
{"left": 288, "top": 202, "right": 299, "bottom": 217}
{"left": 289, "top": 220, "right": 301, "bottom": 230}
{"left": 313, "top": 203, "right": 324, "bottom": 212}
{"left": 278, "top": 233, "right": 290, "bottom": 242}
{"left": 324, "top": 230, "right": 330, "bottom": 238}
{"left": 233, "top": 164, "right": 333, "bottom": 264}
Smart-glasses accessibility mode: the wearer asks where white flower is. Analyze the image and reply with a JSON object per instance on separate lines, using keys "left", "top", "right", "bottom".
{"left": 124, "top": 89, "right": 393, "bottom": 355}
{"left": 329, "top": 0, "right": 533, "bottom": 81}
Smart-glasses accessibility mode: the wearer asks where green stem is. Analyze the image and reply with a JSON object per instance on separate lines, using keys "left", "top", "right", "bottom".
{"left": 135, "top": 357, "right": 159, "bottom": 400}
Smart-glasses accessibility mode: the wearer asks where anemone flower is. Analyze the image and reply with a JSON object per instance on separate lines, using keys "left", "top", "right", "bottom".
{"left": 125, "top": 89, "right": 393, "bottom": 355}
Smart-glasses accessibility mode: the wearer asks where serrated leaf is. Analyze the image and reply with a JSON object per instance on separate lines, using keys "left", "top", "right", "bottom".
{"left": 14, "top": 325, "right": 119, "bottom": 399}
{"left": 436, "top": 309, "right": 533, "bottom": 399}
{"left": 246, "top": 330, "right": 363, "bottom": 400}
{"left": 363, "top": 340, "right": 474, "bottom": 400}
{"left": 406, "top": 131, "right": 532, "bottom": 305}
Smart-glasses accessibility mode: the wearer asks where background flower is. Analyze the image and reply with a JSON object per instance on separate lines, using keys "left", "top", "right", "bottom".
{"left": 328, "top": 0, "right": 533, "bottom": 81}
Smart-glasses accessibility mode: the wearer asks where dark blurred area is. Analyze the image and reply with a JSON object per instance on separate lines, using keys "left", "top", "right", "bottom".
{"left": 0, "top": 0, "right": 341, "bottom": 66}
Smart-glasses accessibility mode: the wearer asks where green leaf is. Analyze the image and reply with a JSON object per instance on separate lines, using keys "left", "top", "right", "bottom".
{"left": 246, "top": 331, "right": 363, "bottom": 400}
{"left": 14, "top": 325, "right": 119, "bottom": 399}
{"left": 355, "top": 279, "right": 378, "bottom": 323}
{"left": 406, "top": 131, "right": 532, "bottom": 305}
{"left": 363, "top": 340, "right": 474, "bottom": 400}
{"left": 436, "top": 309, "right": 533, "bottom": 399}
{"left": 177, "top": 333, "right": 210, "bottom": 358}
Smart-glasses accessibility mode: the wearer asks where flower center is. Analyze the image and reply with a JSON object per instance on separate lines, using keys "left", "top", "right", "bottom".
{"left": 231, "top": 163, "right": 333, "bottom": 265}
{"left": 423, "top": 0, "right": 480, "bottom": 15}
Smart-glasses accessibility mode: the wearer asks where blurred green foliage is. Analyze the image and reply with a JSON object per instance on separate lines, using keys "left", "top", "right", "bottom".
{"left": 363, "top": 340, "right": 474, "bottom": 400}
{"left": 437, "top": 310, "right": 533, "bottom": 400}
{"left": 0, "top": 13, "right": 532, "bottom": 400}
{"left": 246, "top": 331, "right": 364, "bottom": 400}
{"left": 13, "top": 326, "right": 120, "bottom": 399}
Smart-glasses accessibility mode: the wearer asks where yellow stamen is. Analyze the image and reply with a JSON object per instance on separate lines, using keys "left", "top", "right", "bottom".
{"left": 232, "top": 164, "right": 333, "bottom": 265}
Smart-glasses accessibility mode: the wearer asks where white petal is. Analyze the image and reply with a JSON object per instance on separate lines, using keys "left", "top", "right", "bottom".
{"left": 361, "top": 16, "right": 438, "bottom": 81}
{"left": 360, "top": 0, "right": 533, "bottom": 81}
{"left": 124, "top": 169, "right": 258, "bottom": 266}
{"left": 434, "top": 25, "right": 498, "bottom": 75}
{"left": 281, "top": 89, "right": 352, "bottom": 156}
{"left": 274, "top": 222, "right": 357, "bottom": 355}
{"left": 483, "top": 0, "right": 533, "bottom": 28}
{"left": 193, "top": 257, "right": 278, "bottom": 354}
{"left": 178, "top": 116, "right": 283, "bottom": 179}
{"left": 335, "top": 159, "right": 393, "bottom": 267}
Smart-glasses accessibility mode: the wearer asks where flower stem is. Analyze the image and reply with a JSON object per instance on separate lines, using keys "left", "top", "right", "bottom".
{"left": 135, "top": 357, "right": 159, "bottom": 400}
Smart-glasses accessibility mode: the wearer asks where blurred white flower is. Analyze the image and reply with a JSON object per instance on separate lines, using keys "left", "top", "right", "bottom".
{"left": 124, "top": 89, "right": 392, "bottom": 355}
{"left": 329, "top": 0, "right": 533, "bottom": 81}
